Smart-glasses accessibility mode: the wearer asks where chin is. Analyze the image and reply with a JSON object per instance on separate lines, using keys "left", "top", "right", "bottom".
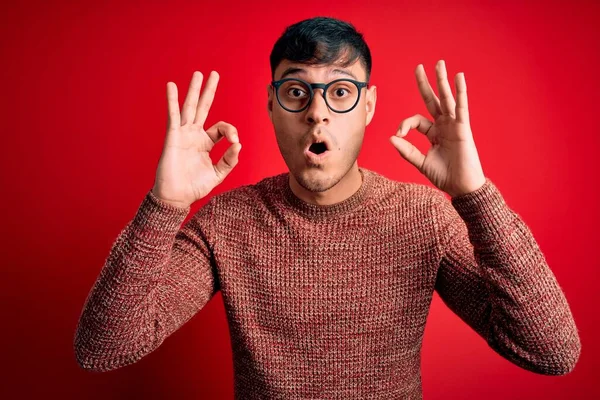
{"left": 293, "top": 167, "right": 343, "bottom": 193}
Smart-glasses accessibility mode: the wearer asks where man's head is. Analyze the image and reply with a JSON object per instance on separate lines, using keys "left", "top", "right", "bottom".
{"left": 268, "top": 17, "right": 377, "bottom": 194}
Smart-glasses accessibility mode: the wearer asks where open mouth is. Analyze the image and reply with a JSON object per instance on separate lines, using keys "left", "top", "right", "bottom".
{"left": 308, "top": 141, "right": 328, "bottom": 155}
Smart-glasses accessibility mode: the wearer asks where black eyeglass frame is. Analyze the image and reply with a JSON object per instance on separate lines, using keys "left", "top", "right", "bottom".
{"left": 270, "top": 77, "right": 369, "bottom": 114}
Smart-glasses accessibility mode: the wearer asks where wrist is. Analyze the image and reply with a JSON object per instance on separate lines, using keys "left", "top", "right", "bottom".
{"left": 150, "top": 189, "right": 190, "bottom": 210}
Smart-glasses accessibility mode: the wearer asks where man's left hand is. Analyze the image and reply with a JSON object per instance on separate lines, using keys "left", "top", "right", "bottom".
{"left": 390, "top": 60, "right": 486, "bottom": 198}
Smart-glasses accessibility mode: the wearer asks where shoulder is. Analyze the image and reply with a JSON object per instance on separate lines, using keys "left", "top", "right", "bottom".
{"left": 187, "top": 174, "right": 285, "bottom": 234}
{"left": 203, "top": 173, "right": 286, "bottom": 213}
{"left": 365, "top": 168, "right": 443, "bottom": 209}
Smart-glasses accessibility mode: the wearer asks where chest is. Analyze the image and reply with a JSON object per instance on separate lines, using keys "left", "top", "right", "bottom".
{"left": 217, "top": 214, "right": 439, "bottom": 345}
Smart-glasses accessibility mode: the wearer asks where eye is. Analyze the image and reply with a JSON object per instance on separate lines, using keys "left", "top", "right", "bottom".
{"left": 330, "top": 86, "right": 352, "bottom": 98}
{"left": 287, "top": 87, "right": 308, "bottom": 98}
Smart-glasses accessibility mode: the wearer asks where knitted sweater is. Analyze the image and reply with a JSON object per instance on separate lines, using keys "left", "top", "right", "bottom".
{"left": 74, "top": 167, "right": 581, "bottom": 399}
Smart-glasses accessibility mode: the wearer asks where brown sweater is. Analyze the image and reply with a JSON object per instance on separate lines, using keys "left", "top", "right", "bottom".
{"left": 74, "top": 167, "right": 581, "bottom": 399}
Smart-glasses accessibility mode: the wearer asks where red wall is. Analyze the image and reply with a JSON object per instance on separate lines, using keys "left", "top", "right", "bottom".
{"left": 1, "top": 0, "right": 598, "bottom": 398}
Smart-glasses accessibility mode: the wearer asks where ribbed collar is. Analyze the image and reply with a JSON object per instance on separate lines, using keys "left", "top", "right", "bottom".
{"left": 280, "top": 167, "right": 373, "bottom": 219}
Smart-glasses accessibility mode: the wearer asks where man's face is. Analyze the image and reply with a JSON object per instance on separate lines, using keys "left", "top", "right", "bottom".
{"left": 267, "top": 58, "right": 377, "bottom": 193}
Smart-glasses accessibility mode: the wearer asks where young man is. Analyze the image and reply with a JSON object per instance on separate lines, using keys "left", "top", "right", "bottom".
{"left": 74, "top": 17, "right": 581, "bottom": 399}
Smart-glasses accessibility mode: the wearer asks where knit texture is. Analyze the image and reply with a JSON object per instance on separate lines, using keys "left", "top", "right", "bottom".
{"left": 74, "top": 167, "right": 581, "bottom": 399}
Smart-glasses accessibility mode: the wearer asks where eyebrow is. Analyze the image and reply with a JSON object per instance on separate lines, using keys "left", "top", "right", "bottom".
{"left": 278, "top": 67, "right": 359, "bottom": 81}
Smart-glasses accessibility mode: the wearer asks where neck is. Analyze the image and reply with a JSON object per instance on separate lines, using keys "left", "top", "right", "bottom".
{"left": 288, "top": 163, "right": 363, "bottom": 206}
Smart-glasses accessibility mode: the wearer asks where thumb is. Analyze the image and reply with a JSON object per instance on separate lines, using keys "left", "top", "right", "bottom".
{"left": 214, "top": 142, "right": 242, "bottom": 183}
{"left": 389, "top": 136, "right": 425, "bottom": 172}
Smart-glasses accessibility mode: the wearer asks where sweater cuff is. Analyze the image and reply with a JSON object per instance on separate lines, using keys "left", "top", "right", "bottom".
{"left": 130, "top": 190, "right": 190, "bottom": 245}
{"left": 450, "top": 178, "right": 515, "bottom": 238}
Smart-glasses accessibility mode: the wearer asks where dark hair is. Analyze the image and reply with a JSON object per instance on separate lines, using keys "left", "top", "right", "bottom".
{"left": 269, "top": 17, "right": 372, "bottom": 81}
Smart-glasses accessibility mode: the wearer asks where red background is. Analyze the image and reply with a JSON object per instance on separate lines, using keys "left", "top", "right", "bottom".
{"left": 1, "top": 0, "right": 598, "bottom": 398}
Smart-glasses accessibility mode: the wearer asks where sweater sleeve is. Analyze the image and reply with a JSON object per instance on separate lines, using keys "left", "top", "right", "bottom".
{"left": 74, "top": 190, "right": 220, "bottom": 372}
{"left": 432, "top": 177, "right": 581, "bottom": 375}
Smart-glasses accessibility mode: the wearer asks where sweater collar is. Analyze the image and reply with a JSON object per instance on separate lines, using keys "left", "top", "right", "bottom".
{"left": 281, "top": 167, "right": 372, "bottom": 219}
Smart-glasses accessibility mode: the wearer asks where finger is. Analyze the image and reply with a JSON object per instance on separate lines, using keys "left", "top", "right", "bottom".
{"left": 214, "top": 142, "right": 242, "bottom": 183}
{"left": 435, "top": 60, "right": 456, "bottom": 117}
{"left": 180, "top": 71, "right": 204, "bottom": 126}
{"left": 454, "top": 72, "right": 469, "bottom": 124}
{"left": 415, "top": 64, "right": 442, "bottom": 119}
{"left": 194, "top": 71, "right": 219, "bottom": 126}
{"left": 396, "top": 114, "right": 434, "bottom": 139}
{"left": 166, "top": 82, "right": 180, "bottom": 130}
{"left": 205, "top": 121, "right": 239, "bottom": 145}
{"left": 389, "top": 136, "right": 425, "bottom": 173}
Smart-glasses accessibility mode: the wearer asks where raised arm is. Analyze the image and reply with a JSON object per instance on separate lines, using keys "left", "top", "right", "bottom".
{"left": 74, "top": 70, "right": 242, "bottom": 371}
{"left": 431, "top": 180, "right": 581, "bottom": 375}
{"left": 390, "top": 60, "right": 580, "bottom": 374}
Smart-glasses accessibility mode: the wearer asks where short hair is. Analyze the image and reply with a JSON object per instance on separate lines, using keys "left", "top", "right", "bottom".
{"left": 269, "top": 16, "right": 372, "bottom": 81}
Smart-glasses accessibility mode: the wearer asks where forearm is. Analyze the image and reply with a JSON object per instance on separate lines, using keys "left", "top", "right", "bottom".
{"left": 74, "top": 190, "right": 190, "bottom": 371}
{"left": 437, "top": 179, "right": 581, "bottom": 375}
{"left": 469, "top": 213, "right": 579, "bottom": 374}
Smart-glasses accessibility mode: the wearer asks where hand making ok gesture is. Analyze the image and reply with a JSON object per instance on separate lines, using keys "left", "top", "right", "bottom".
{"left": 152, "top": 71, "right": 242, "bottom": 209}
{"left": 390, "top": 60, "right": 486, "bottom": 198}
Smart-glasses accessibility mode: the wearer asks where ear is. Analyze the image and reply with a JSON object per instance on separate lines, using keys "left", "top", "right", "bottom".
{"left": 365, "top": 85, "right": 377, "bottom": 126}
{"left": 267, "top": 84, "right": 274, "bottom": 122}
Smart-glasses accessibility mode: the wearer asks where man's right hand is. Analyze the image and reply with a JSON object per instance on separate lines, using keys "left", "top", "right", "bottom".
{"left": 152, "top": 71, "right": 242, "bottom": 209}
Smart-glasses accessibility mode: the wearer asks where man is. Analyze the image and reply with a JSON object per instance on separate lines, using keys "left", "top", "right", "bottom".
{"left": 74, "top": 16, "right": 581, "bottom": 399}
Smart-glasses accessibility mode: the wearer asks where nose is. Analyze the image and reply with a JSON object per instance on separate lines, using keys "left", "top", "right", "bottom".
{"left": 305, "top": 88, "right": 329, "bottom": 124}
